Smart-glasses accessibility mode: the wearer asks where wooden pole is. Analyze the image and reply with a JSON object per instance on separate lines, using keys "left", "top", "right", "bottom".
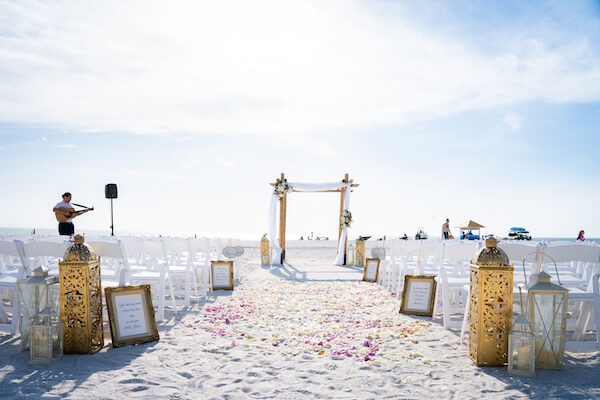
{"left": 339, "top": 173, "right": 349, "bottom": 265}
{"left": 279, "top": 173, "right": 287, "bottom": 263}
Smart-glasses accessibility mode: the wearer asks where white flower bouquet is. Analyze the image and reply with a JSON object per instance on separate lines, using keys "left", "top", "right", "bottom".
{"left": 274, "top": 180, "right": 293, "bottom": 200}
{"left": 341, "top": 209, "right": 352, "bottom": 229}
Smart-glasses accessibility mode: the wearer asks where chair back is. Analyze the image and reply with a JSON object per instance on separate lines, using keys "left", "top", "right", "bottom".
{"left": 21, "top": 240, "right": 69, "bottom": 258}
{"left": 543, "top": 243, "right": 600, "bottom": 263}
{"left": 18, "top": 240, "right": 69, "bottom": 276}
{"left": 443, "top": 241, "right": 479, "bottom": 261}
{"left": 88, "top": 240, "right": 130, "bottom": 286}
{"left": 0, "top": 240, "right": 21, "bottom": 274}
{"left": 497, "top": 241, "right": 538, "bottom": 264}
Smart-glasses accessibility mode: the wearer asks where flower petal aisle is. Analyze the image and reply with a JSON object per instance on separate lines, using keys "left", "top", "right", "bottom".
{"left": 175, "top": 270, "right": 432, "bottom": 365}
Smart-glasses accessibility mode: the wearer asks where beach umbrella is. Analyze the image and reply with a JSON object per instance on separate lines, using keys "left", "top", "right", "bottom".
{"left": 455, "top": 220, "right": 485, "bottom": 229}
{"left": 456, "top": 220, "right": 485, "bottom": 240}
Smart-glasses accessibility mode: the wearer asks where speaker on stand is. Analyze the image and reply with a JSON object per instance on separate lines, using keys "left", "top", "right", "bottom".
{"left": 105, "top": 184, "right": 117, "bottom": 236}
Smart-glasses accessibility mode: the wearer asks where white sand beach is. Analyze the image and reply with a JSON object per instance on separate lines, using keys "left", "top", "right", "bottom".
{"left": 1, "top": 246, "right": 599, "bottom": 400}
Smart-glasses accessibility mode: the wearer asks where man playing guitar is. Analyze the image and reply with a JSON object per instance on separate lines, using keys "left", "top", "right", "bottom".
{"left": 53, "top": 192, "right": 91, "bottom": 236}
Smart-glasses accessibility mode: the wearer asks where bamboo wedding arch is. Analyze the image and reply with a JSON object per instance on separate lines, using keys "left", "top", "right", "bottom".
{"left": 269, "top": 173, "right": 359, "bottom": 265}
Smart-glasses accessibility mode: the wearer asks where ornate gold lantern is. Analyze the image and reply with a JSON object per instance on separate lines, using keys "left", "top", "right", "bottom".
{"left": 355, "top": 239, "right": 365, "bottom": 267}
{"left": 527, "top": 271, "right": 568, "bottom": 370}
{"left": 16, "top": 266, "right": 59, "bottom": 351}
{"left": 29, "top": 306, "right": 63, "bottom": 365}
{"left": 59, "top": 234, "right": 104, "bottom": 354}
{"left": 508, "top": 315, "right": 536, "bottom": 377}
{"left": 469, "top": 237, "right": 513, "bottom": 366}
{"left": 260, "top": 235, "right": 270, "bottom": 266}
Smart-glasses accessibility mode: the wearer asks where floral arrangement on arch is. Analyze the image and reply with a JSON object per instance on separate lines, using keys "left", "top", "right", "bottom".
{"left": 274, "top": 179, "right": 293, "bottom": 200}
{"left": 341, "top": 210, "right": 352, "bottom": 229}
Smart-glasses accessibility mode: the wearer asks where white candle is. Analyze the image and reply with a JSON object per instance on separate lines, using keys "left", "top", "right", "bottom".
{"left": 517, "top": 345, "right": 530, "bottom": 370}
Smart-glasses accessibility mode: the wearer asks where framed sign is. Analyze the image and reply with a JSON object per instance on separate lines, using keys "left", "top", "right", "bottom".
{"left": 211, "top": 260, "right": 234, "bottom": 290}
{"left": 362, "top": 258, "right": 380, "bottom": 282}
{"left": 104, "top": 285, "right": 159, "bottom": 348}
{"left": 399, "top": 275, "right": 437, "bottom": 316}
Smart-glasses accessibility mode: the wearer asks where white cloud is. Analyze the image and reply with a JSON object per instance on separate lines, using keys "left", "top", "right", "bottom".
{"left": 52, "top": 144, "right": 77, "bottom": 149}
{"left": 0, "top": 1, "right": 599, "bottom": 137}
{"left": 503, "top": 113, "right": 522, "bottom": 130}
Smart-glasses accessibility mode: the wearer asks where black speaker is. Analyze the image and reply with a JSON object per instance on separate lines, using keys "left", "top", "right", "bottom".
{"left": 105, "top": 183, "right": 118, "bottom": 199}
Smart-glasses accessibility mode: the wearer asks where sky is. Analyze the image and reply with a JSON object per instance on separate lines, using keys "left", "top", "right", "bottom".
{"left": 1, "top": 0, "right": 599, "bottom": 240}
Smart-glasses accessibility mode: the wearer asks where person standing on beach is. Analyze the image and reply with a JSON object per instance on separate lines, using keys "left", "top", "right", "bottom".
{"left": 53, "top": 192, "right": 88, "bottom": 236}
{"left": 577, "top": 230, "right": 585, "bottom": 242}
{"left": 442, "top": 218, "right": 451, "bottom": 240}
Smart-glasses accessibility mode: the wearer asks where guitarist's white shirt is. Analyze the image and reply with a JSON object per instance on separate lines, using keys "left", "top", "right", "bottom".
{"left": 54, "top": 201, "right": 73, "bottom": 222}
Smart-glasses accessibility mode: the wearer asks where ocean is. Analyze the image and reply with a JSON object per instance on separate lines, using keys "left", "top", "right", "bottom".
{"left": 0, "top": 227, "right": 597, "bottom": 243}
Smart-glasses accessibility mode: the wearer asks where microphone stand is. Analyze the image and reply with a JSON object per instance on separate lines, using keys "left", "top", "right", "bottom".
{"left": 110, "top": 198, "right": 114, "bottom": 236}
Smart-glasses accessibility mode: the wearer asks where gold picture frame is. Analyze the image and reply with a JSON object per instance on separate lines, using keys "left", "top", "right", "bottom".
{"left": 362, "top": 258, "right": 380, "bottom": 282}
{"left": 399, "top": 275, "right": 437, "bottom": 316}
{"left": 104, "top": 285, "right": 159, "bottom": 348}
{"left": 211, "top": 260, "right": 234, "bottom": 290}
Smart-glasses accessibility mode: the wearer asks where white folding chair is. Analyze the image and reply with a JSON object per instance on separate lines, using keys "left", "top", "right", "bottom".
{"left": 87, "top": 240, "right": 131, "bottom": 287}
{"left": 123, "top": 239, "right": 177, "bottom": 322}
{"left": 163, "top": 238, "right": 198, "bottom": 307}
{"left": 19, "top": 240, "right": 69, "bottom": 276}
{"left": 189, "top": 238, "right": 211, "bottom": 296}
{"left": 0, "top": 240, "right": 23, "bottom": 335}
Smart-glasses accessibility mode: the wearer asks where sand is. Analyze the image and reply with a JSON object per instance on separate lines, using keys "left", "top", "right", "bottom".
{"left": 0, "top": 248, "right": 599, "bottom": 399}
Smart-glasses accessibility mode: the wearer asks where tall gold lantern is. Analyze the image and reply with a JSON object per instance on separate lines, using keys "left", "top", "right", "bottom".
{"left": 355, "top": 239, "right": 365, "bottom": 267}
{"left": 260, "top": 235, "right": 271, "bottom": 266}
{"left": 59, "top": 234, "right": 104, "bottom": 354}
{"left": 469, "top": 238, "right": 513, "bottom": 366}
{"left": 527, "top": 271, "right": 568, "bottom": 370}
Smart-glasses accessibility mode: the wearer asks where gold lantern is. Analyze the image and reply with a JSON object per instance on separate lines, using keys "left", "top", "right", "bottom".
{"left": 508, "top": 315, "right": 536, "bottom": 377}
{"left": 469, "top": 237, "right": 513, "bottom": 366}
{"left": 355, "top": 239, "right": 365, "bottom": 267}
{"left": 528, "top": 271, "right": 568, "bottom": 370}
{"left": 260, "top": 235, "right": 270, "bottom": 266}
{"left": 29, "top": 306, "right": 63, "bottom": 365}
{"left": 59, "top": 234, "right": 104, "bottom": 354}
{"left": 16, "top": 266, "right": 59, "bottom": 351}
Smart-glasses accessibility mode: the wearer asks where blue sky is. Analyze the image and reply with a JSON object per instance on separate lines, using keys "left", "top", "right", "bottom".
{"left": 1, "top": 0, "right": 599, "bottom": 239}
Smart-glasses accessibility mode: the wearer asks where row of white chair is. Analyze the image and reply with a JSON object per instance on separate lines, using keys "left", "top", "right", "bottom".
{"left": 373, "top": 239, "right": 600, "bottom": 351}
{"left": 0, "top": 236, "right": 247, "bottom": 335}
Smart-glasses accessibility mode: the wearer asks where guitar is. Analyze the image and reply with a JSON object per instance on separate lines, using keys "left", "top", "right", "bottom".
{"left": 54, "top": 204, "right": 94, "bottom": 223}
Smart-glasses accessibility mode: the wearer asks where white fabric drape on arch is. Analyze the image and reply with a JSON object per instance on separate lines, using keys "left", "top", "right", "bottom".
{"left": 268, "top": 181, "right": 351, "bottom": 265}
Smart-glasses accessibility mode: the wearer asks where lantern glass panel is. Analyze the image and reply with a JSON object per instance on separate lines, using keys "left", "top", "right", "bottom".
{"left": 531, "top": 292, "right": 566, "bottom": 368}
{"left": 18, "top": 283, "right": 45, "bottom": 351}
{"left": 17, "top": 275, "right": 60, "bottom": 351}
{"left": 29, "top": 325, "right": 51, "bottom": 363}
{"left": 508, "top": 334, "right": 536, "bottom": 377}
{"left": 29, "top": 309, "right": 63, "bottom": 365}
